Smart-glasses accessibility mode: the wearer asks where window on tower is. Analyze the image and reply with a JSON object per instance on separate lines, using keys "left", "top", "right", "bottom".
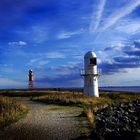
{"left": 90, "top": 58, "right": 97, "bottom": 65}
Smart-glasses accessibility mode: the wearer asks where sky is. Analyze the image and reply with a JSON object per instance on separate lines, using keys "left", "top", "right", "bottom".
{"left": 0, "top": 0, "right": 140, "bottom": 89}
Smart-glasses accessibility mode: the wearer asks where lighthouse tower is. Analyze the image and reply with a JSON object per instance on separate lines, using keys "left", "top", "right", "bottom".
{"left": 81, "top": 51, "right": 99, "bottom": 97}
{"left": 28, "top": 69, "right": 34, "bottom": 89}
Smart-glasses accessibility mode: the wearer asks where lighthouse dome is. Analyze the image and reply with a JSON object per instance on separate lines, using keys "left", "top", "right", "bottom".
{"left": 84, "top": 51, "right": 96, "bottom": 59}
{"left": 29, "top": 69, "right": 32, "bottom": 72}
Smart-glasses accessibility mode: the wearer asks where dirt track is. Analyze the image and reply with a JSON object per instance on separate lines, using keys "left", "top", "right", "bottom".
{"left": 0, "top": 98, "right": 90, "bottom": 140}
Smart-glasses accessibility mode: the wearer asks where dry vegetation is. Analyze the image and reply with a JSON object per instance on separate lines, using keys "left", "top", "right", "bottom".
{"left": 31, "top": 91, "right": 140, "bottom": 126}
{"left": 0, "top": 96, "right": 28, "bottom": 129}
{"left": 32, "top": 91, "right": 140, "bottom": 110}
{"left": 32, "top": 92, "right": 112, "bottom": 109}
{"left": 1, "top": 90, "right": 140, "bottom": 113}
{"left": 0, "top": 90, "right": 49, "bottom": 97}
{"left": 1, "top": 90, "right": 140, "bottom": 130}
{"left": 31, "top": 91, "right": 140, "bottom": 140}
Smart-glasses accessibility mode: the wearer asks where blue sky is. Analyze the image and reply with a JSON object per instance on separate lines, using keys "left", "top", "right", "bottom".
{"left": 0, "top": 0, "right": 140, "bottom": 88}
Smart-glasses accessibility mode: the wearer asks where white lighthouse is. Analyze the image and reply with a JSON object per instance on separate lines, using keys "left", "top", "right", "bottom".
{"left": 81, "top": 51, "right": 99, "bottom": 97}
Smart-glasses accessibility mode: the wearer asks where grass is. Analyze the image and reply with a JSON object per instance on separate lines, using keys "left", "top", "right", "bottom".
{"left": 32, "top": 91, "right": 140, "bottom": 109}
{"left": 0, "top": 90, "right": 77, "bottom": 97}
{"left": 1, "top": 90, "right": 140, "bottom": 139}
{"left": 47, "top": 106, "right": 80, "bottom": 111}
{"left": 100, "top": 91, "right": 140, "bottom": 104}
{"left": 2, "top": 90, "right": 140, "bottom": 112}
{"left": 32, "top": 92, "right": 113, "bottom": 109}
{"left": 1, "top": 90, "right": 140, "bottom": 126}
{"left": 0, "top": 90, "right": 50, "bottom": 97}
{"left": 31, "top": 91, "right": 140, "bottom": 126}
{"left": 0, "top": 96, "right": 28, "bottom": 129}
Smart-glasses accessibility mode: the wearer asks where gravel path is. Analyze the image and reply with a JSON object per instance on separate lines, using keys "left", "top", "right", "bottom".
{"left": 0, "top": 98, "right": 90, "bottom": 140}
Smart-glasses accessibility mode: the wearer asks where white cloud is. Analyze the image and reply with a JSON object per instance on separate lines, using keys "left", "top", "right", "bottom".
{"left": 0, "top": 66, "right": 19, "bottom": 75}
{"left": 31, "top": 26, "right": 48, "bottom": 43}
{"left": 46, "top": 65, "right": 80, "bottom": 77}
{"left": 115, "top": 19, "right": 140, "bottom": 34}
{"left": 46, "top": 52, "right": 65, "bottom": 59}
{"left": 8, "top": 41, "right": 27, "bottom": 46}
{"left": 0, "top": 78, "right": 25, "bottom": 88}
{"left": 89, "top": 0, "right": 106, "bottom": 32}
{"left": 97, "top": 58, "right": 102, "bottom": 64}
{"left": 38, "top": 60, "right": 49, "bottom": 66}
{"left": 104, "top": 43, "right": 125, "bottom": 51}
{"left": 1, "top": 68, "right": 17, "bottom": 74}
{"left": 27, "top": 52, "right": 65, "bottom": 67}
{"left": 135, "top": 39, "right": 140, "bottom": 43}
{"left": 28, "top": 58, "right": 49, "bottom": 67}
{"left": 68, "top": 79, "right": 83, "bottom": 87}
{"left": 19, "top": 41, "right": 27, "bottom": 45}
{"left": 99, "top": 67, "right": 140, "bottom": 86}
{"left": 101, "top": 0, "right": 140, "bottom": 31}
{"left": 97, "top": 50, "right": 109, "bottom": 60}
{"left": 57, "top": 29, "right": 84, "bottom": 39}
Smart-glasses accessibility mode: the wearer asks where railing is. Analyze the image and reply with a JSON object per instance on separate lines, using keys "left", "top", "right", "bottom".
{"left": 80, "top": 69, "right": 102, "bottom": 77}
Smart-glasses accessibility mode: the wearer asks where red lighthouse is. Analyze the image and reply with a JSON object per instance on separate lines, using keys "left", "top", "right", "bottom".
{"left": 28, "top": 69, "right": 34, "bottom": 89}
